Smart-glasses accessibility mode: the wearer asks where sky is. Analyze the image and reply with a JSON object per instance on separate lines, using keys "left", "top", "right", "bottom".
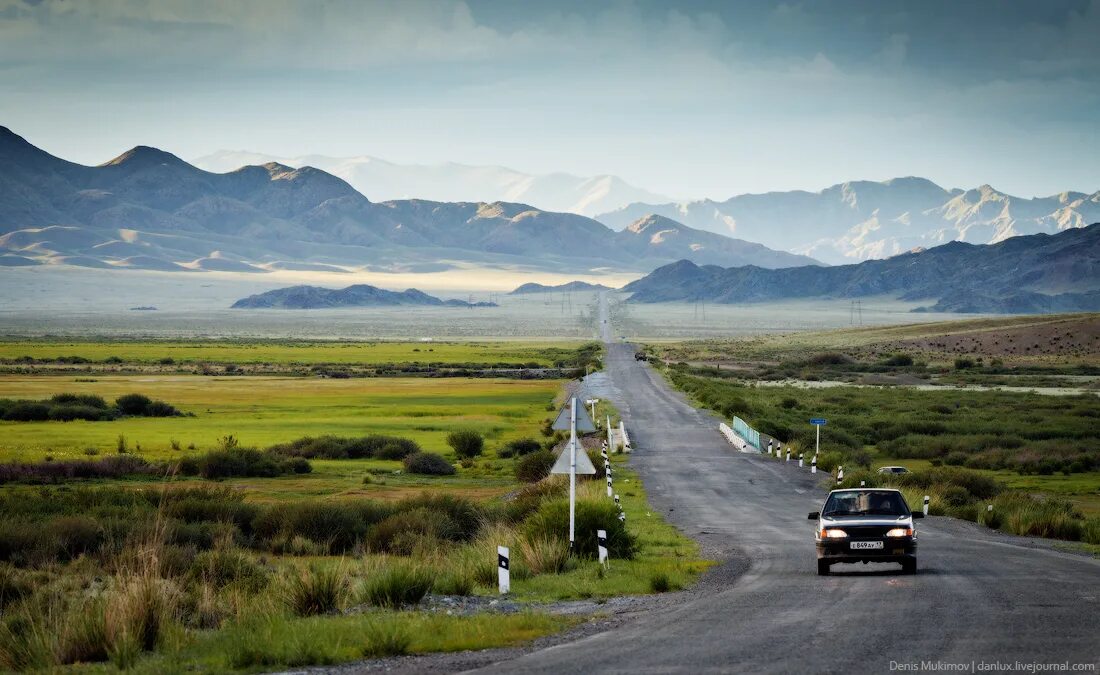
{"left": 1, "top": 0, "right": 1098, "bottom": 200}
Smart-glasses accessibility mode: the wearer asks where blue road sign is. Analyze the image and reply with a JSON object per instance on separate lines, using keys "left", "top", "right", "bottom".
{"left": 810, "top": 418, "right": 827, "bottom": 425}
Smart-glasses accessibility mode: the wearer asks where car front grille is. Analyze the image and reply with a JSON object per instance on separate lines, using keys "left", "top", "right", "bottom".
{"left": 843, "top": 525, "right": 892, "bottom": 538}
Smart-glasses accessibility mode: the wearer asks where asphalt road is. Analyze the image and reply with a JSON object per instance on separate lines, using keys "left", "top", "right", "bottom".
{"left": 476, "top": 293, "right": 1100, "bottom": 674}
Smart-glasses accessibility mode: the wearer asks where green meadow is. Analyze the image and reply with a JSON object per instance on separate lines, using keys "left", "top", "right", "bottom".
{"left": 0, "top": 339, "right": 585, "bottom": 367}
{"left": 0, "top": 374, "right": 559, "bottom": 463}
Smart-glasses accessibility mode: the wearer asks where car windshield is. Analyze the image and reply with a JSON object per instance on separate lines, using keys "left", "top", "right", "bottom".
{"left": 822, "top": 490, "right": 909, "bottom": 517}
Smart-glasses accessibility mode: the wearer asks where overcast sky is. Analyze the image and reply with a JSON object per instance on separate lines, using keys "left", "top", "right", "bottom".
{"left": 2, "top": 0, "right": 1098, "bottom": 200}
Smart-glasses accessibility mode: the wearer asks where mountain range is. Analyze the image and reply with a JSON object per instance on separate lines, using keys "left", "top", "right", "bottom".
{"left": 194, "top": 150, "right": 671, "bottom": 218}
{"left": 0, "top": 127, "right": 816, "bottom": 274}
{"left": 622, "top": 223, "right": 1100, "bottom": 314}
{"left": 597, "top": 177, "right": 1100, "bottom": 265}
{"left": 231, "top": 284, "right": 494, "bottom": 309}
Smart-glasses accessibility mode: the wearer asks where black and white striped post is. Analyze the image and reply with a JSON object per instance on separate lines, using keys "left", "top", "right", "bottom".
{"left": 798, "top": 453, "right": 804, "bottom": 468}
{"left": 811, "top": 455, "right": 817, "bottom": 474}
{"left": 768, "top": 439, "right": 774, "bottom": 456}
{"left": 836, "top": 465, "right": 844, "bottom": 485}
{"left": 597, "top": 529, "right": 608, "bottom": 567}
{"left": 605, "top": 461, "right": 613, "bottom": 497}
{"left": 923, "top": 495, "right": 930, "bottom": 516}
{"left": 786, "top": 448, "right": 791, "bottom": 463}
{"left": 860, "top": 480, "right": 865, "bottom": 487}
{"left": 498, "top": 546, "right": 510, "bottom": 594}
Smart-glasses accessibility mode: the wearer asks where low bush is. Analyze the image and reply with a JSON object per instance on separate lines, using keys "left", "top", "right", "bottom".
{"left": 523, "top": 498, "right": 636, "bottom": 560}
{"left": 0, "top": 455, "right": 159, "bottom": 485}
{"left": 403, "top": 452, "right": 455, "bottom": 476}
{"left": 180, "top": 448, "right": 293, "bottom": 480}
{"left": 447, "top": 430, "right": 484, "bottom": 459}
{"left": 266, "top": 435, "right": 420, "bottom": 460}
{"left": 519, "top": 535, "right": 571, "bottom": 574}
{"left": 498, "top": 438, "right": 542, "bottom": 459}
{"left": 515, "top": 450, "right": 556, "bottom": 483}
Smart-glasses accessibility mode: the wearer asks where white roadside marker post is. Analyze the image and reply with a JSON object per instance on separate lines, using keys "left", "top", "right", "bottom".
{"left": 799, "top": 453, "right": 804, "bottom": 468}
{"left": 811, "top": 455, "right": 818, "bottom": 474}
{"left": 786, "top": 448, "right": 791, "bottom": 463}
{"left": 597, "top": 529, "right": 608, "bottom": 567}
{"left": 837, "top": 465, "right": 844, "bottom": 485}
{"left": 768, "top": 439, "right": 773, "bottom": 456}
{"left": 498, "top": 546, "right": 510, "bottom": 594}
{"left": 860, "top": 480, "right": 865, "bottom": 487}
{"left": 923, "top": 495, "right": 930, "bottom": 516}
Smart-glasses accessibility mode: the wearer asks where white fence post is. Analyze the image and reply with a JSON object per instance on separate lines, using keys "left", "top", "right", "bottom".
{"left": 498, "top": 546, "right": 510, "bottom": 594}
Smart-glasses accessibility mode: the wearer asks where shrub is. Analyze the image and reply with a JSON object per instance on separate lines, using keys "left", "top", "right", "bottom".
{"left": 403, "top": 452, "right": 455, "bottom": 476}
{"left": 515, "top": 450, "right": 556, "bottom": 483}
{"left": 280, "top": 457, "right": 312, "bottom": 474}
{"left": 2, "top": 403, "right": 50, "bottom": 421}
{"left": 498, "top": 438, "right": 542, "bottom": 459}
{"left": 359, "top": 564, "right": 432, "bottom": 608}
{"left": 266, "top": 435, "right": 420, "bottom": 460}
{"left": 523, "top": 498, "right": 636, "bottom": 560}
{"left": 191, "top": 448, "right": 286, "bottom": 479}
{"left": 883, "top": 353, "right": 914, "bottom": 367}
{"left": 286, "top": 565, "right": 347, "bottom": 616}
{"left": 253, "top": 502, "right": 379, "bottom": 554}
{"left": 115, "top": 393, "right": 153, "bottom": 416}
{"left": 48, "top": 405, "right": 111, "bottom": 422}
{"left": 954, "top": 358, "right": 975, "bottom": 370}
{"left": 807, "top": 352, "right": 852, "bottom": 366}
{"left": 143, "top": 400, "right": 180, "bottom": 417}
{"left": 447, "top": 430, "right": 484, "bottom": 459}
{"left": 368, "top": 509, "right": 455, "bottom": 555}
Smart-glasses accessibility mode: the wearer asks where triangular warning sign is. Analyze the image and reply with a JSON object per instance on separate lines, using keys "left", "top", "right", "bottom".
{"left": 551, "top": 440, "right": 597, "bottom": 475}
{"left": 551, "top": 400, "right": 596, "bottom": 433}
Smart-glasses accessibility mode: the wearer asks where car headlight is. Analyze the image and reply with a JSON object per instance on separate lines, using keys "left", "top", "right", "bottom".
{"left": 821, "top": 528, "right": 848, "bottom": 538}
{"left": 886, "top": 527, "right": 913, "bottom": 537}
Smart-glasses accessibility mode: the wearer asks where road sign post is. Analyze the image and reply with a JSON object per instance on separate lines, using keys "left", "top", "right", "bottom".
{"left": 551, "top": 397, "right": 596, "bottom": 550}
{"left": 810, "top": 418, "right": 827, "bottom": 459}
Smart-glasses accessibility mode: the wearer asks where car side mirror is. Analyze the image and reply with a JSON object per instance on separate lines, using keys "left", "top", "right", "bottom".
{"left": 807, "top": 512, "right": 819, "bottom": 520}
{"left": 911, "top": 511, "right": 924, "bottom": 519}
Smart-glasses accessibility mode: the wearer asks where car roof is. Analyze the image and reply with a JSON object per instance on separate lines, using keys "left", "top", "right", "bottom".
{"left": 828, "top": 488, "right": 902, "bottom": 494}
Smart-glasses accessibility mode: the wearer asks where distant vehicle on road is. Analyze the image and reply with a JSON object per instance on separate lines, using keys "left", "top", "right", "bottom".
{"left": 809, "top": 488, "right": 922, "bottom": 576}
{"left": 634, "top": 352, "right": 648, "bottom": 361}
{"left": 877, "top": 466, "right": 911, "bottom": 475}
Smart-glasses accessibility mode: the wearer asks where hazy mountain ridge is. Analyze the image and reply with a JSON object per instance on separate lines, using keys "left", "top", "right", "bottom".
{"left": 597, "top": 177, "right": 1100, "bottom": 265}
{"left": 0, "top": 126, "right": 814, "bottom": 274}
{"left": 510, "top": 281, "right": 613, "bottom": 294}
{"left": 230, "top": 284, "right": 494, "bottom": 309}
{"left": 622, "top": 224, "right": 1100, "bottom": 314}
{"left": 194, "top": 149, "right": 672, "bottom": 217}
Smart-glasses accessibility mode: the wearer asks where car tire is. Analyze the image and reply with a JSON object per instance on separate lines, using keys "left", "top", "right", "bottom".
{"left": 902, "top": 558, "right": 917, "bottom": 575}
{"left": 817, "top": 560, "right": 830, "bottom": 576}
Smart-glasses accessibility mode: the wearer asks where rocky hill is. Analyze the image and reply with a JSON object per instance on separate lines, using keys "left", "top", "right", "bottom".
{"left": 622, "top": 224, "right": 1100, "bottom": 314}
{"left": 598, "top": 177, "right": 1100, "bottom": 265}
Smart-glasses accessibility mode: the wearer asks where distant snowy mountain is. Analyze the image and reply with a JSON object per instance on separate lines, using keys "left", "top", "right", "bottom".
{"left": 194, "top": 150, "right": 671, "bottom": 217}
{"left": 596, "top": 177, "right": 1100, "bottom": 265}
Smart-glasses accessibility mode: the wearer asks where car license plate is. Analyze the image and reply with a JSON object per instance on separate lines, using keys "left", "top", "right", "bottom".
{"left": 850, "top": 541, "right": 884, "bottom": 550}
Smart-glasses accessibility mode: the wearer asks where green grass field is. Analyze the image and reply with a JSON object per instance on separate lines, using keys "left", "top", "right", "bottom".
{"left": 0, "top": 339, "right": 583, "bottom": 367}
{"left": 0, "top": 375, "right": 559, "bottom": 463}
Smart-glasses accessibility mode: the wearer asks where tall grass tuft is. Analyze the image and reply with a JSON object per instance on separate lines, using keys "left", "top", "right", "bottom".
{"left": 359, "top": 564, "right": 432, "bottom": 609}
{"left": 519, "top": 535, "right": 571, "bottom": 575}
{"left": 285, "top": 565, "right": 348, "bottom": 616}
